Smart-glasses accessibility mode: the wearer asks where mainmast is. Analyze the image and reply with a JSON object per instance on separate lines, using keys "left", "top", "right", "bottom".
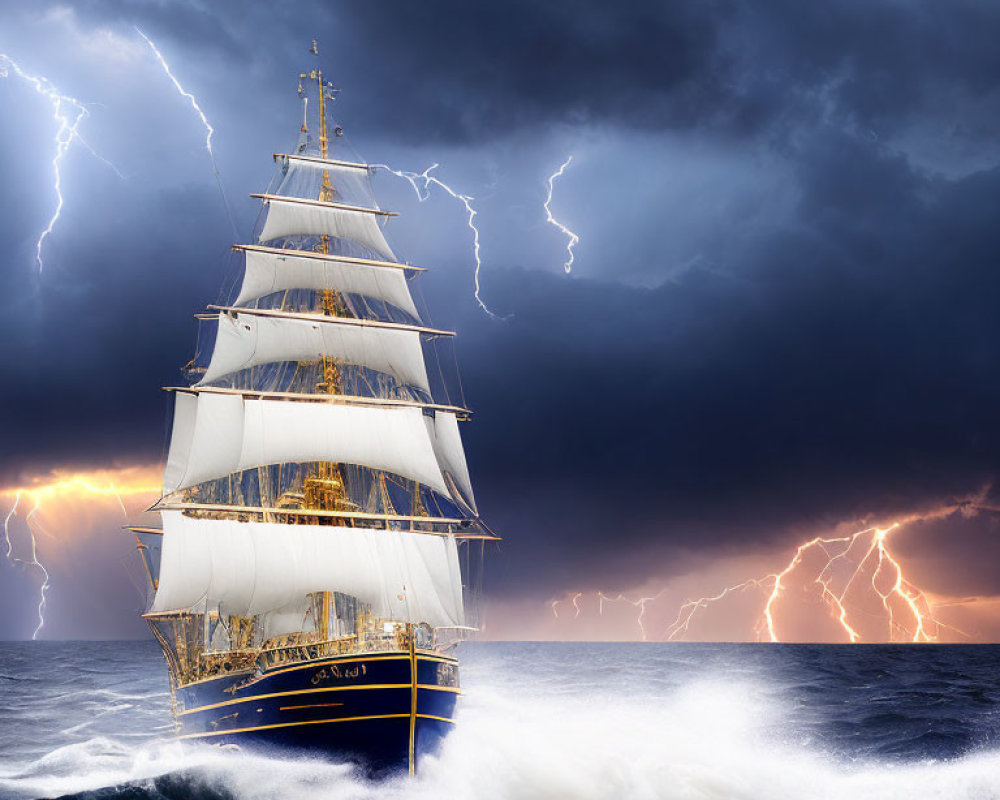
{"left": 300, "top": 52, "right": 349, "bottom": 641}
{"left": 298, "top": 58, "right": 351, "bottom": 525}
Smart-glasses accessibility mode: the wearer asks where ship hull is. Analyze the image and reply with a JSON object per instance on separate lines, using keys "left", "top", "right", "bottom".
{"left": 173, "top": 650, "right": 459, "bottom": 775}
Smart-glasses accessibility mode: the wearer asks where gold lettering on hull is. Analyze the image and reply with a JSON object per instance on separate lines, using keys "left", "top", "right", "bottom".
{"left": 310, "top": 662, "right": 367, "bottom": 686}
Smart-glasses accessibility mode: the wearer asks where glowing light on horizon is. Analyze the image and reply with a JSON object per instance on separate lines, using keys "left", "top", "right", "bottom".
{"left": 544, "top": 155, "right": 580, "bottom": 275}
{"left": 373, "top": 163, "right": 506, "bottom": 320}
{"left": 1, "top": 467, "right": 161, "bottom": 640}
{"left": 697, "top": 521, "right": 950, "bottom": 643}
{"left": 550, "top": 501, "right": 991, "bottom": 643}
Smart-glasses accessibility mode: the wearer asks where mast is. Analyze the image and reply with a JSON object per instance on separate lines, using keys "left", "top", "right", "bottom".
{"left": 302, "top": 57, "right": 346, "bottom": 640}
{"left": 145, "top": 46, "right": 488, "bottom": 688}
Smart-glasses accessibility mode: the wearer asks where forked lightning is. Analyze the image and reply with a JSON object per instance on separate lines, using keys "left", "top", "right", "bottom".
{"left": 544, "top": 155, "right": 580, "bottom": 274}
{"left": 551, "top": 503, "right": 988, "bottom": 643}
{"left": 373, "top": 163, "right": 506, "bottom": 320}
{"left": 0, "top": 54, "right": 93, "bottom": 273}
{"left": 1, "top": 473, "right": 160, "bottom": 640}
{"left": 136, "top": 28, "right": 238, "bottom": 237}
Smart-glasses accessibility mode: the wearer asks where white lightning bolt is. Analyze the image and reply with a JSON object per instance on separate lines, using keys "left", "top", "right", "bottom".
{"left": 551, "top": 589, "right": 665, "bottom": 639}
{"left": 0, "top": 54, "right": 90, "bottom": 273}
{"left": 3, "top": 494, "right": 51, "bottom": 640}
{"left": 665, "top": 579, "right": 765, "bottom": 641}
{"left": 135, "top": 28, "right": 214, "bottom": 157}
{"left": 598, "top": 590, "right": 667, "bottom": 641}
{"left": 544, "top": 155, "right": 580, "bottom": 275}
{"left": 23, "top": 500, "right": 50, "bottom": 640}
{"left": 135, "top": 28, "right": 238, "bottom": 238}
{"left": 551, "top": 592, "right": 584, "bottom": 619}
{"left": 3, "top": 492, "right": 20, "bottom": 560}
{"left": 373, "top": 163, "right": 507, "bottom": 320}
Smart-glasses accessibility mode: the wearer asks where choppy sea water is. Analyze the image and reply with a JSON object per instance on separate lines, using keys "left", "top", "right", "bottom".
{"left": 0, "top": 642, "right": 999, "bottom": 800}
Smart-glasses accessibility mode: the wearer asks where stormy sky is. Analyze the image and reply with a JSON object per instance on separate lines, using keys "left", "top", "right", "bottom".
{"left": 2, "top": 1, "right": 1000, "bottom": 640}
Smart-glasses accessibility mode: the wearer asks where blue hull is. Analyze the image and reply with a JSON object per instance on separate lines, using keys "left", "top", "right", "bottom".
{"left": 173, "top": 650, "right": 459, "bottom": 775}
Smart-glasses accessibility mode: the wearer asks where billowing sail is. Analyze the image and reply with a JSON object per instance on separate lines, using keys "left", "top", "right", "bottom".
{"left": 428, "top": 411, "right": 477, "bottom": 515}
{"left": 163, "top": 393, "right": 451, "bottom": 497}
{"left": 274, "top": 155, "right": 375, "bottom": 208}
{"left": 277, "top": 154, "right": 369, "bottom": 171}
{"left": 198, "top": 310, "right": 430, "bottom": 391}
{"left": 234, "top": 246, "right": 419, "bottom": 319}
{"left": 256, "top": 194, "right": 396, "bottom": 261}
{"left": 151, "top": 511, "right": 465, "bottom": 628}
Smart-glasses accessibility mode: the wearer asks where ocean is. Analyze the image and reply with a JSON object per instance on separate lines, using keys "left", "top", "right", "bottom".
{"left": 0, "top": 641, "right": 998, "bottom": 800}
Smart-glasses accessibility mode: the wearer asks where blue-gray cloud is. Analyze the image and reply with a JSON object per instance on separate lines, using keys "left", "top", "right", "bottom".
{"left": 1, "top": 1, "right": 999, "bottom": 633}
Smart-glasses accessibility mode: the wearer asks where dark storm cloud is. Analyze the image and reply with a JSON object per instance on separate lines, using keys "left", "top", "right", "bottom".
{"left": 335, "top": 0, "right": 1000, "bottom": 145}
{"left": 50, "top": 0, "right": 1000, "bottom": 145}
{"left": 0, "top": 178, "right": 231, "bottom": 482}
{"left": 1, "top": 0, "right": 999, "bottom": 625}
{"left": 460, "top": 130, "right": 1000, "bottom": 592}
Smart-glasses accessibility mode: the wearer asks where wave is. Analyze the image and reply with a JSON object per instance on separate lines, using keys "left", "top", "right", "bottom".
{"left": 1, "top": 675, "right": 1000, "bottom": 800}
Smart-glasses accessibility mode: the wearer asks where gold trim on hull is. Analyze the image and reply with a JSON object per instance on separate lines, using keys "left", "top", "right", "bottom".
{"left": 179, "top": 683, "right": 461, "bottom": 717}
{"left": 177, "top": 712, "right": 454, "bottom": 740}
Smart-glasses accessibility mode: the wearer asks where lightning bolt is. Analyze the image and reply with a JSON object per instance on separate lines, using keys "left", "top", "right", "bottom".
{"left": 134, "top": 29, "right": 214, "bottom": 157}
{"left": 664, "top": 579, "right": 765, "bottom": 641}
{"left": 550, "top": 501, "right": 990, "bottom": 642}
{"left": 0, "top": 53, "right": 107, "bottom": 273}
{"left": 597, "top": 590, "right": 667, "bottom": 641}
{"left": 3, "top": 492, "right": 21, "bottom": 560}
{"left": 550, "top": 592, "right": 583, "bottom": 619}
{"left": 1, "top": 469, "right": 161, "bottom": 640}
{"left": 3, "top": 493, "right": 50, "bottom": 639}
{"left": 373, "top": 163, "right": 507, "bottom": 320}
{"left": 549, "top": 589, "right": 665, "bottom": 639}
{"left": 757, "top": 523, "right": 943, "bottom": 643}
{"left": 23, "top": 499, "right": 49, "bottom": 640}
{"left": 672, "top": 515, "right": 966, "bottom": 643}
{"left": 544, "top": 155, "right": 580, "bottom": 275}
{"left": 135, "top": 28, "right": 239, "bottom": 239}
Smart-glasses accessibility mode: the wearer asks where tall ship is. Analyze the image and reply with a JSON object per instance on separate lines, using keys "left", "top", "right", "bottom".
{"left": 129, "top": 58, "right": 493, "bottom": 775}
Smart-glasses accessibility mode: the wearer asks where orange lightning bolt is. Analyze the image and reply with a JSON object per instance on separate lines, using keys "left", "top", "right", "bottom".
{"left": 551, "top": 592, "right": 584, "bottom": 619}
{"left": 597, "top": 590, "right": 667, "bottom": 641}
{"left": 548, "top": 498, "right": 991, "bottom": 643}
{"left": 674, "top": 505, "right": 980, "bottom": 643}
{"left": 1, "top": 466, "right": 162, "bottom": 639}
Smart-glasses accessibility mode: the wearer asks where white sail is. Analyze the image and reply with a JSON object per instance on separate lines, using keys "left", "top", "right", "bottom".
{"left": 430, "top": 411, "right": 478, "bottom": 515}
{"left": 198, "top": 311, "right": 430, "bottom": 391}
{"left": 273, "top": 156, "right": 379, "bottom": 210}
{"left": 151, "top": 511, "right": 465, "bottom": 628}
{"left": 163, "top": 394, "right": 450, "bottom": 497}
{"left": 163, "top": 392, "right": 243, "bottom": 493}
{"left": 277, "top": 153, "right": 370, "bottom": 173}
{"left": 257, "top": 195, "right": 396, "bottom": 261}
{"left": 162, "top": 391, "right": 197, "bottom": 493}
{"left": 260, "top": 599, "right": 313, "bottom": 640}
{"left": 235, "top": 247, "right": 419, "bottom": 319}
